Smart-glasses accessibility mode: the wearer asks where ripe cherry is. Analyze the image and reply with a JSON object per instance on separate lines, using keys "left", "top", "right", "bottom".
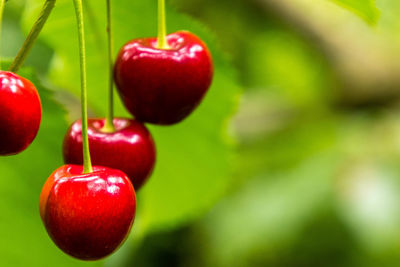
{"left": 63, "top": 118, "right": 156, "bottom": 190}
{"left": 0, "top": 71, "right": 42, "bottom": 155}
{"left": 40, "top": 165, "right": 136, "bottom": 260}
{"left": 114, "top": 31, "right": 214, "bottom": 125}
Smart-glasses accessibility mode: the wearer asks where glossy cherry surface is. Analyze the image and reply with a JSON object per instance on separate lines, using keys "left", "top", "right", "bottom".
{"left": 40, "top": 165, "right": 136, "bottom": 261}
{"left": 0, "top": 71, "right": 42, "bottom": 155}
{"left": 114, "top": 31, "right": 214, "bottom": 125}
{"left": 63, "top": 118, "right": 156, "bottom": 190}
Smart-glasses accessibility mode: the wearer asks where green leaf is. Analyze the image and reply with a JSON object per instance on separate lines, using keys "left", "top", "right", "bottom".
{"left": 202, "top": 152, "right": 340, "bottom": 266}
{"left": 22, "top": 0, "right": 240, "bottom": 234}
{"left": 0, "top": 68, "right": 101, "bottom": 266}
{"left": 331, "top": 0, "right": 380, "bottom": 24}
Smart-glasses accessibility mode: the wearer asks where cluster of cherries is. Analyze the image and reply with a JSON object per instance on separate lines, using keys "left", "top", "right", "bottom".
{"left": 0, "top": 0, "right": 213, "bottom": 261}
{"left": 45, "top": 30, "right": 213, "bottom": 260}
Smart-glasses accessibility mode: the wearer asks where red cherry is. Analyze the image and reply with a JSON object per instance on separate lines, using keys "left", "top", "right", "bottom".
{"left": 62, "top": 118, "right": 156, "bottom": 190}
{"left": 0, "top": 71, "right": 42, "bottom": 155}
{"left": 114, "top": 31, "right": 213, "bottom": 125}
{"left": 40, "top": 165, "right": 136, "bottom": 260}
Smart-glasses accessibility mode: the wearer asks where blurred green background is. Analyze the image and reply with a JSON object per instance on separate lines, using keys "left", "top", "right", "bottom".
{"left": 3, "top": 0, "right": 400, "bottom": 266}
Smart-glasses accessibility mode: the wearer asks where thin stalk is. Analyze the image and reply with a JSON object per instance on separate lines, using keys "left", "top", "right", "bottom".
{"left": 157, "top": 0, "right": 169, "bottom": 49}
{"left": 9, "top": 0, "right": 56, "bottom": 73}
{"left": 102, "top": 0, "right": 115, "bottom": 132}
{"left": 73, "top": 0, "right": 93, "bottom": 173}
{"left": 0, "top": 0, "right": 6, "bottom": 69}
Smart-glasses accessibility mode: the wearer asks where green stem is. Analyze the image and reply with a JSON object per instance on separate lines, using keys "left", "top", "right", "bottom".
{"left": 9, "top": 0, "right": 56, "bottom": 73}
{"left": 157, "top": 0, "right": 169, "bottom": 49}
{"left": 0, "top": 0, "right": 5, "bottom": 70}
{"left": 73, "top": 0, "right": 93, "bottom": 173}
{"left": 102, "top": 0, "right": 115, "bottom": 133}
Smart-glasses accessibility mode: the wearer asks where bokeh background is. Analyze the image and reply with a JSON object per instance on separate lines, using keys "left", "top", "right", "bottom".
{"left": 2, "top": 0, "right": 400, "bottom": 266}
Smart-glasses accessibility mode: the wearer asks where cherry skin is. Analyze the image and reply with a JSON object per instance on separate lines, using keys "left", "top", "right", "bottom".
{"left": 40, "top": 165, "right": 136, "bottom": 261}
{"left": 0, "top": 71, "right": 42, "bottom": 155}
{"left": 63, "top": 118, "right": 156, "bottom": 190}
{"left": 114, "top": 31, "right": 214, "bottom": 125}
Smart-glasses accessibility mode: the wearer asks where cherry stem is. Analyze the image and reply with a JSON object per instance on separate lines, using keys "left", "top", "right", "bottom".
{"left": 73, "top": 0, "right": 93, "bottom": 173}
{"left": 9, "top": 0, "right": 56, "bottom": 73}
{"left": 157, "top": 0, "right": 169, "bottom": 49}
{"left": 102, "top": 0, "right": 115, "bottom": 133}
{"left": 0, "top": 0, "right": 5, "bottom": 70}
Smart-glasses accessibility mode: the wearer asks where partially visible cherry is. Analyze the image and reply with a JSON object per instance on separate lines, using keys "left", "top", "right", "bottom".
{"left": 40, "top": 165, "right": 136, "bottom": 261}
{"left": 62, "top": 118, "right": 156, "bottom": 190}
{"left": 114, "top": 31, "right": 214, "bottom": 125}
{"left": 0, "top": 71, "right": 42, "bottom": 155}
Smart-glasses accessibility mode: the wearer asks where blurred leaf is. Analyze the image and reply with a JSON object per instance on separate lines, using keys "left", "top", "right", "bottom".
{"left": 23, "top": 0, "right": 239, "bottom": 236}
{"left": 201, "top": 153, "right": 340, "bottom": 267}
{"left": 0, "top": 68, "right": 100, "bottom": 266}
{"left": 331, "top": 0, "right": 380, "bottom": 24}
{"left": 245, "top": 32, "right": 332, "bottom": 108}
{"left": 234, "top": 107, "right": 338, "bottom": 180}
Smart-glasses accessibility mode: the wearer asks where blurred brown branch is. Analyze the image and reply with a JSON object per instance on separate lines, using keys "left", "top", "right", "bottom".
{"left": 255, "top": 0, "right": 400, "bottom": 107}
